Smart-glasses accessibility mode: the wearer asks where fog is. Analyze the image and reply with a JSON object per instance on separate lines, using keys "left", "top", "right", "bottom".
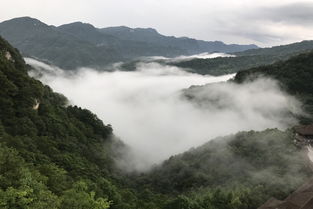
{"left": 137, "top": 52, "right": 234, "bottom": 62}
{"left": 26, "top": 57, "right": 302, "bottom": 171}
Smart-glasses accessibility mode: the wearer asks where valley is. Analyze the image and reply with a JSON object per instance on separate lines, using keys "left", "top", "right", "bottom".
{"left": 1, "top": 5, "right": 313, "bottom": 208}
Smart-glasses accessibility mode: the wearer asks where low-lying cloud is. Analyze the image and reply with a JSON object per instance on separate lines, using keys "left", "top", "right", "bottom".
{"left": 138, "top": 53, "right": 235, "bottom": 63}
{"left": 26, "top": 58, "right": 302, "bottom": 171}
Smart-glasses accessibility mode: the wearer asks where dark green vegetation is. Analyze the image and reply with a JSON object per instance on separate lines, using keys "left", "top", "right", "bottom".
{"left": 0, "top": 35, "right": 312, "bottom": 209}
{"left": 0, "top": 36, "right": 124, "bottom": 208}
{"left": 0, "top": 36, "right": 173, "bottom": 209}
{"left": 0, "top": 17, "right": 257, "bottom": 70}
{"left": 171, "top": 40, "right": 313, "bottom": 75}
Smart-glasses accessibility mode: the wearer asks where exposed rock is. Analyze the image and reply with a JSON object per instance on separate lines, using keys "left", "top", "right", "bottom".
{"left": 33, "top": 99, "right": 40, "bottom": 110}
{"left": 4, "top": 51, "right": 14, "bottom": 62}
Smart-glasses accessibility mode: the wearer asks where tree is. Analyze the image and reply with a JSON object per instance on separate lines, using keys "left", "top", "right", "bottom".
{"left": 61, "top": 181, "right": 111, "bottom": 209}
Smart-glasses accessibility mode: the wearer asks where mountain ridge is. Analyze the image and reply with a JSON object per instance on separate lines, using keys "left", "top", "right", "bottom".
{"left": 0, "top": 16, "right": 258, "bottom": 69}
{"left": 170, "top": 40, "right": 313, "bottom": 75}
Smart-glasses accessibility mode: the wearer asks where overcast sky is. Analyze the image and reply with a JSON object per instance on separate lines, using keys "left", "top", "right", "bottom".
{"left": 1, "top": 0, "right": 313, "bottom": 46}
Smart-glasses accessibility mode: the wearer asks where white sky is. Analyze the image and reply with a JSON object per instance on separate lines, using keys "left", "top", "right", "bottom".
{"left": 1, "top": 0, "right": 313, "bottom": 46}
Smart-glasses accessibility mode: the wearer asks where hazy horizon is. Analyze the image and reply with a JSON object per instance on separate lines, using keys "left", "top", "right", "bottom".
{"left": 1, "top": 0, "right": 313, "bottom": 47}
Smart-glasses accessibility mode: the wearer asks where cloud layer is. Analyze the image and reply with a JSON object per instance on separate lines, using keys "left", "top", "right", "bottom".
{"left": 26, "top": 58, "right": 302, "bottom": 171}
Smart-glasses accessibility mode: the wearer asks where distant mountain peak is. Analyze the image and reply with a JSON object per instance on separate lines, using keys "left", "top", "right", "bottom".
{"left": 101, "top": 26, "right": 159, "bottom": 34}
{"left": 134, "top": 27, "right": 158, "bottom": 33}
{"left": 1, "top": 16, "right": 47, "bottom": 27}
{"left": 59, "top": 21, "right": 96, "bottom": 30}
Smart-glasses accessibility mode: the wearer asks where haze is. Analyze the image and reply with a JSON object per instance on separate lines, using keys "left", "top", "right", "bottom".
{"left": 1, "top": 0, "right": 313, "bottom": 46}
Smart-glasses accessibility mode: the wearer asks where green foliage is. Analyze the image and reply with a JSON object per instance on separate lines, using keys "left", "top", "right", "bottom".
{"left": 0, "top": 36, "right": 116, "bottom": 208}
{"left": 0, "top": 35, "right": 312, "bottom": 209}
{"left": 164, "top": 195, "right": 199, "bottom": 209}
{"left": 61, "top": 181, "right": 111, "bottom": 209}
{"left": 0, "top": 143, "right": 60, "bottom": 209}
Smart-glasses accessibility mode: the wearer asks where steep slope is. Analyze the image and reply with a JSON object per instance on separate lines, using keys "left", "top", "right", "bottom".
{"left": 0, "top": 17, "right": 258, "bottom": 70}
{"left": 171, "top": 40, "right": 313, "bottom": 75}
{"left": 0, "top": 36, "right": 154, "bottom": 209}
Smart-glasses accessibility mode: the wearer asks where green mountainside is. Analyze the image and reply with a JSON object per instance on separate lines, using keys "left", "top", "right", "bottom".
{"left": 0, "top": 36, "right": 144, "bottom": 209}
{"left": 0, "top": 17, "right": 257, "bottom": 70}
{"left": 171, "top": 40, "right": 313, "bottom": 75}
{"left": 1, "top": 35, "right": 313, "bottom": 209}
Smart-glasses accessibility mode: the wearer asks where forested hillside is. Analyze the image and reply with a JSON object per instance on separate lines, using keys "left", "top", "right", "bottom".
{"left": 0, "top": 36, "right": 151, "bottom": 209}
{"left": 171, "top": 40, "right": 313, "bottom": 75}
{"left": 1, "top": 35, "right": 312, "bottom": 209}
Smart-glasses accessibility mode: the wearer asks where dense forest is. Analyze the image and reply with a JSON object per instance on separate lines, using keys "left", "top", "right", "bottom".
{"left": 0, "top": 36, "right": 144, "bottom": 209}
{"left": 1, "top": 35, "right": 313, "bottom": 209}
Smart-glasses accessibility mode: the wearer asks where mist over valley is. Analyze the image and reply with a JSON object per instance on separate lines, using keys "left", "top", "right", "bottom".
{"left": 26, "top": 56, "right": 303, "bottom": 171}
{"left": 1, "top": 2, "right": 313, "bottom": 208}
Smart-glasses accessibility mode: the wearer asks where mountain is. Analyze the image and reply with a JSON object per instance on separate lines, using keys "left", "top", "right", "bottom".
{"left": 0, "top": 17, "right": 122, "bottom": 69}
{"left": 171, "top": 40, "right": 313, "bottom": 75}
{"left": 234, "top": 50, "right": 313, "bottom": 96}
{"left": 100, "top": 26, "right": 257, "bottom": 54}
{"left": 0, "top": 17, "right": 258, "bottom": 70}
{"left": 0, "top": 35, "right": 126, "bottom": 208}
{"left": 1, "top": 34, "right": 312, "bottom": 209}
{"left": 58, "top": 22, "right": 120, "bottom": 46}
